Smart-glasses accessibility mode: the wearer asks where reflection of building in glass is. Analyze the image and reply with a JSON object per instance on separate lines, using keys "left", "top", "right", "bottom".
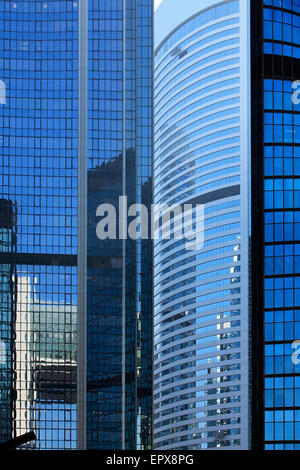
{"left": 154, "top": 0, "right": 300, "bottom": 453}
{"left": 0, "top": 199, "right": 17, "bottom": 443}
{"left": 87, "top": 149, "right": 152, "bottom": 450}
{"left": 83, "top": 0, "right": 153, "bottom": 450}
{"left": 15, "top": 276, "right": 77, "bottom": 450}
{"left": 15, "top": 275, "right": 32, "bottom": 442}
{"left": 0, "top": 0, "right": 153, "bottom": 450}
{"left": 154, "top": 0, "right": 250, "bottom": 449}
{"left": 87, "top": 156, "right": 123, "bottom": 450}
{"left": 251, "top": 0, "right": 300, "bottom": 452}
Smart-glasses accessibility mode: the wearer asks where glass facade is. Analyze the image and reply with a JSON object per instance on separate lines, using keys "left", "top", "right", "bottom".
{"left": 262, "top": 0, "right": 300, "bottom": 450}
{"left": 0, "top": 0, "right": 153, "bottom": 450}
{"left": 0, "top": 199, "right": 16, "bottom": 443}
{"left": 85, "top": 0, "right": 153, "bottom": 450}
{"left": 154, "top": 0, "right": 250, "bottom": 450}
{"left": 0, "top": 0, "right": 78, "bottom": 450}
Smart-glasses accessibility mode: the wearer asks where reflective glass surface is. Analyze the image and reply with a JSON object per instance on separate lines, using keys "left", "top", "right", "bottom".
{"left": 86, "top": 0, "right": 153, "bottom": 450}
{"left": 154, "top": 0, "right": 247, "bottom": 450}
{"left": 0, "top": 0, "right": 78, "bottom": 449}
{"left": 0, "top": 0, "right": 153, "bottom": 450}
{"left": 263, "top": 0, "right": 300, "bottom": 451}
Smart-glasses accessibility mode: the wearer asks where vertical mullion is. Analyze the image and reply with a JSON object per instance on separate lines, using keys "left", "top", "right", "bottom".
{"left": 77, "top": 0, "right": 88, "bottom": 451}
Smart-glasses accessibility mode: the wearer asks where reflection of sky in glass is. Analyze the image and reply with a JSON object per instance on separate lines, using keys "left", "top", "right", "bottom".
{"left": 0, "top": 0, "right": 152, "bottom": 451}
{"left": 263, "top": 0, "right": 300, "bottom": 450}
{"left": 0, "top": 0, "right": 79, "bottom": 448}
{"left": 33, "top": 402, "right": 77, "bottom": 450}
{"left": 0, "top": 0, "right": 78, "bottom": 257}
{"left": 28, "top": 268, "right": 77, "bottom": 305}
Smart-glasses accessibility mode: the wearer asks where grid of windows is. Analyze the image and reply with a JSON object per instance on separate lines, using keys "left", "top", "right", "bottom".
{"left": 132, "top": 0, "right": 153, "bottom": 451}
{"left": 0, "top": 0, "right": 78, "bottom": 449}
{"left": 0, "top": 0, "right": 153, "bottom": 450}
{"left": 0, "top": 0, "right": 154, "bottom": 450}
{"left": 86, "top": 0, "right": 153, "bottom": 450}
{"left": 263, "top": 0, "right": 300, "bottom": 451}
{"left": 155, "top": 0, "right": 240, "bottom": 63}
{"left": 86, "top": 0, "right": 124, "bottom": 450}
{"left": 0, "top": 200, "right": 16, "bottom": 443}
{"left": 154, "top": 0, "right": 249, "bottom": 450}
{"left": 14, "top": 269, "right": 77, "bottom": 450}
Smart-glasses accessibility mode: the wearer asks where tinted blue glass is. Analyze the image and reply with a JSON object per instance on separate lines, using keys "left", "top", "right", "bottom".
{"left": 154, "top": 0, "right": 244, "bottom": 451}
{"left": 0, "top": 0, "right": 78, "bottom": 449}
{"left": 0, "top": 0, "right": 153, "bottom": 451}
{"left": 263, "top": 0, "right": 300, "bottom": 450}
{"left": 86, "top": 0, "right": 153, "bottom": 450}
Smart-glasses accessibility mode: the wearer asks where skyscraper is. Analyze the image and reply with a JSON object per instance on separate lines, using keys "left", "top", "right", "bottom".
{"left": 154, "top": 0, "right": 300, "bottom": 452}
{"left": 251, "top": 0, "right": 300, "bottom": 451}
{"left": 0, "top": 0, "right": 153, "bottom": 450}
{"left": 154, "top": 0, "right": 251, "bottom": 450}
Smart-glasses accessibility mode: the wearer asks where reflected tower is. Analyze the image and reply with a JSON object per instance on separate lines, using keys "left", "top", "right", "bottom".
{"left": 251, "top": 0, "right": 300, "bottom": 451}
{"left": 0, "top": 199, "right": 17, "bottom": 443}
{"left": 0, "top": 0, "right": 153, "bottom": 450}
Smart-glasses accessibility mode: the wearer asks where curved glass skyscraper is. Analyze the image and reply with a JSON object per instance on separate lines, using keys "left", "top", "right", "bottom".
{"left": 154, "top": 0, "right": 251, "bottom": 449}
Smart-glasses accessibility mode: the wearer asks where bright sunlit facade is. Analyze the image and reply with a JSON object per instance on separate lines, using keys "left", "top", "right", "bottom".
{"left": 153, "top": 0, "right": 251, "bottom": 449}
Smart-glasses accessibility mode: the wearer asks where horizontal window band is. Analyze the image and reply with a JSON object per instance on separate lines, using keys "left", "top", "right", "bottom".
{"left": 0, "top": 253, "right": 122, "bottom": 268}
{"left": 0, "top": 252, "right": 77, "bottom": 266}
{"left": 183, "top": 184, "right": 240, "bottom": 206}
